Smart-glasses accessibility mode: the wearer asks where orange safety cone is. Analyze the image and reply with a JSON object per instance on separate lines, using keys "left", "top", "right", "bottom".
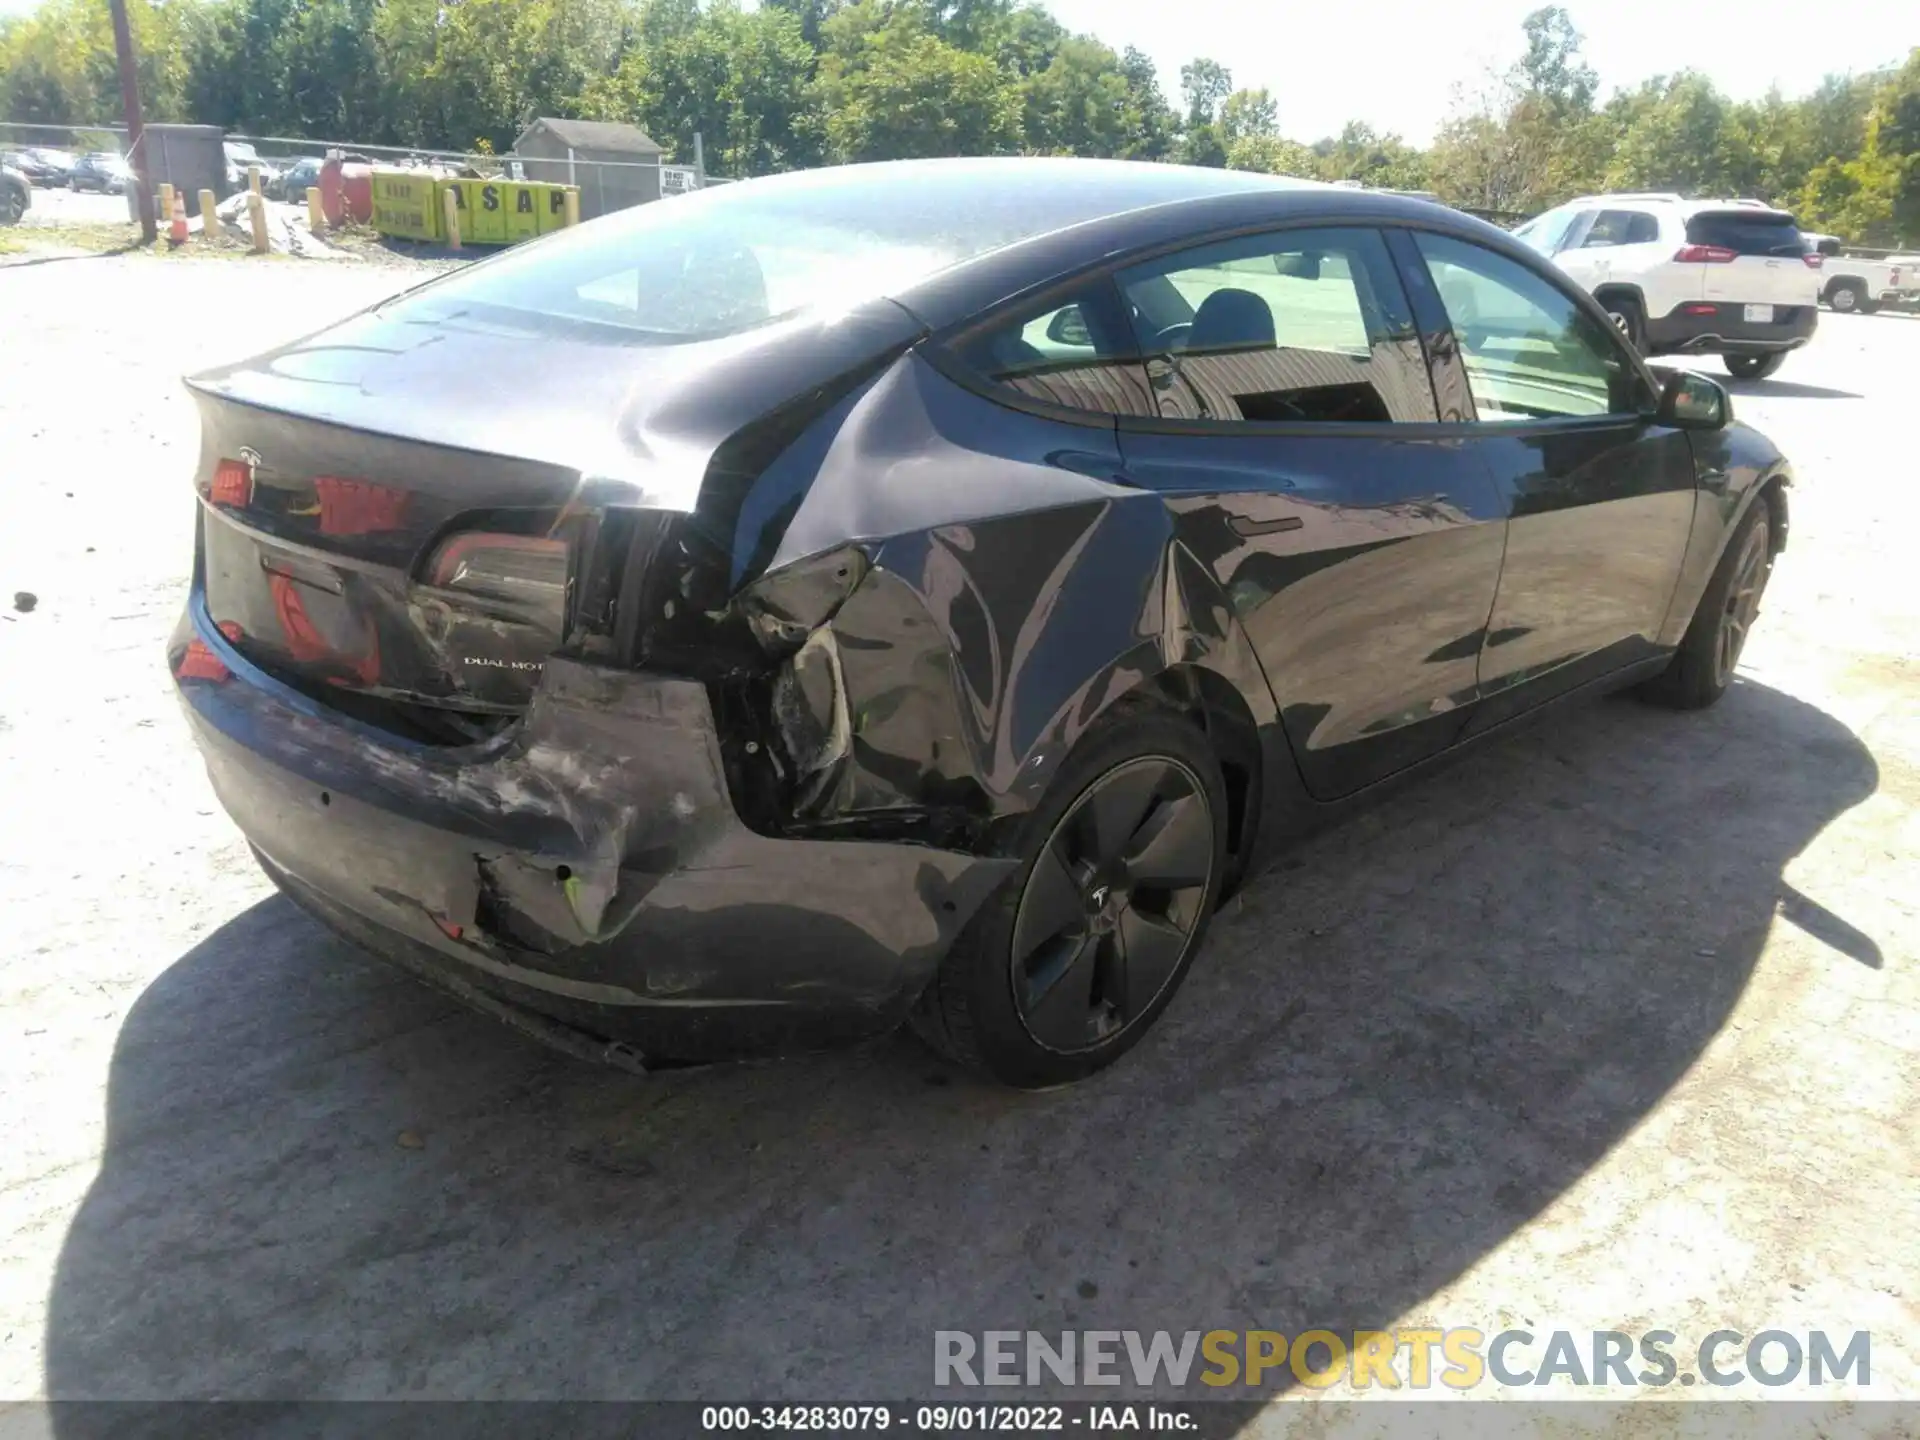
{"left": 169, "top": 189, "right": 189, "bottom": 245}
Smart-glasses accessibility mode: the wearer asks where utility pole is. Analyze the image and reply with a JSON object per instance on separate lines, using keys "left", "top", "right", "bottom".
{"left": 108, "top": 0, "right": 155, "bottom": 242}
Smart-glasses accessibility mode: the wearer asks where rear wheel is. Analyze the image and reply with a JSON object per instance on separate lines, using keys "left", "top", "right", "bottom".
{"left": 1827, "top": 280, "right": 1863, "bottom": 313}
{"left": 1640, "top": 500, "right": 1772, "bottom": 710}
{"left": 1601, "top": 295, "right": 1644, "bottom": 353}
{"left": 1724, "top": 352, "right": 1785, "bottom": 381}
{"left": 910, "top": 705, "right": 1228, "bottom": 1088}
{"left": 1, "top": 188, "right": 23, "bottom": 225}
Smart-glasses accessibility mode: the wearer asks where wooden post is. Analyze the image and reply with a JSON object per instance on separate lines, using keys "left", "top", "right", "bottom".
{"left": 158, "top": 182, "right": 174, "bottom": 226}
{"left": 107, "top": 0, "right": 155, "bottom": 242}
{"left": 562, "top": 187, "right": 579, "bottom": 227}
{"left": 248, "top": 164, "right": 261, "bottom": 197}
{"left": 247, "top": 191, "right": 268, "bottom": 253}
{"left": 198, "top": 188, "right": 217, "bottom": 238}
{"left": 307, "top": 188, "right": 325, "bottom": 232}
{"left": 442, "top": 186, "right": 461, "bottom": 249}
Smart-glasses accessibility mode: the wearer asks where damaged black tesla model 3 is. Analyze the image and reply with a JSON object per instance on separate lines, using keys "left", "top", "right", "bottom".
{"left": 170, "top": 157, "right": 1790, "bottom": 1087}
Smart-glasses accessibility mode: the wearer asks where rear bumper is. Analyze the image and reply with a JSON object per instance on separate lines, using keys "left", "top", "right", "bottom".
{"left": 170, "top": 594, "right": 1011, "bottom": 1064}
{"left": 1645, "top": 303, "right": 1817, "bottom": 356}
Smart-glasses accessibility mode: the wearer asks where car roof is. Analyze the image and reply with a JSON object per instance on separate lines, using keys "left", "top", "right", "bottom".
{"left": 866, "top": 157, "right": 1509, "bottom": 330}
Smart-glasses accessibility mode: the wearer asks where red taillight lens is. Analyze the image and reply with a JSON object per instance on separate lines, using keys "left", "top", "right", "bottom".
{"left": 210, "top": 457, "right": 253, "bottom": 508}
{"left": 1680, "top": 303, "right": 1719, "bottom": 316}
{"left": 1675, "top": 244, "right": 1738, "bottom": 263}
{"left": 427, "top": 532, "right": 569, "bottom": 626}
{"left": 1801, "top": 253, "right": 1824, "bottom": 268}
{"left": 175, "top": 621, "right": 245, "bottom": 684}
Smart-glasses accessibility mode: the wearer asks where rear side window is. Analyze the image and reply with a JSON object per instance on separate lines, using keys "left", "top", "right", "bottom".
{"left": 1685, "top": 211, "right": 1804, "bottom": 257}
{"left": 952, "top": 282, "right": 1157, "bottom": 417}
{"left": 1115, "top": 227, "right": 1437, "bottom": 425}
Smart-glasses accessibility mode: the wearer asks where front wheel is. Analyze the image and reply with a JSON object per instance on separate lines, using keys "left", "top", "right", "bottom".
{"left": 910, "top": 704, "right": 1229, "bottom": 1088}
{"left": 1639, "top": 500, "right": 1773, "bottom": 710}
{"left": 1, "top": 188, "right": 23, "bottom": 225}
{"left": 1724, "top": 352, "right": 1785, "bottom": 381}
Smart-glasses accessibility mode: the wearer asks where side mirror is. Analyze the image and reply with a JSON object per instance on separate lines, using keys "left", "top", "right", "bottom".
{"left": 1273, "top": 252, "right": 1322, "bottom": 281}
{"left": 1046, "top": 306, "right": 1091, "bottom": 347}
{"left": 1657, "top": 370, "right": 1731, "bottom": 430}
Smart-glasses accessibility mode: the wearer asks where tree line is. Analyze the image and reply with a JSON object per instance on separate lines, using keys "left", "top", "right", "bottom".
{"left": 3, "top": 0, "right": 1916, "bottom": 244}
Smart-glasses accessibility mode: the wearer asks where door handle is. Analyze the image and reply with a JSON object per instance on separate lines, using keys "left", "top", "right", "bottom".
{"left": 1699, "top": 468, "right": 1730, "bottom": 493}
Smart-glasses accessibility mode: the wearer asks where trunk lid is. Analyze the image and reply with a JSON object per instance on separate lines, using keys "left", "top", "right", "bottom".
{"left": 187, "top": 295, "right": 920, "bottom": 738}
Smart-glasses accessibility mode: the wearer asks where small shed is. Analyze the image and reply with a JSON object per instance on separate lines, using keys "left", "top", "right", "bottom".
{"left": 512, "top": 117, "right": 665, "bottom": 220}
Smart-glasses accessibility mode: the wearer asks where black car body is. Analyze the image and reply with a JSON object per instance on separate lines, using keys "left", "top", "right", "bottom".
{"left": 17, "top": 147, "right": 74, "bottom": 187}
{"left": 0, "top": 161, "right": 28, "bottom": 225}
{"left": 68, "top": 151, "right": 131, "bottom": 194}
{"left": 269, "top": 157, "right": 322, "bottom": 203}
{"left": 170, "top": 159, "right": 1791, "bottom": 1085}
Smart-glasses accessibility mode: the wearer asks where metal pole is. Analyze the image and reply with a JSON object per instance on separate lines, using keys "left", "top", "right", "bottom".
{"left": 108, "top": 0, "right": 155, "bottom": 241}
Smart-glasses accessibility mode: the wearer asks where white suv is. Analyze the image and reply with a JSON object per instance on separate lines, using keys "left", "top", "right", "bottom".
{"left": 1514, "top": 194, "right": 1821, "bottom": 380}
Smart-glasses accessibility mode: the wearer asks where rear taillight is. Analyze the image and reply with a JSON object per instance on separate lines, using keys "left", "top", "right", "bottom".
{"left": 1802, "top": 252, "right": 1824, "bottom": 269}
{"left": 1680, "top": 303, "right": 1719, "bottom": 316}
{"left": 427, "top": 532, "right": 569, "bottom": 627}
{"left": 210, "top": 457, "right": 253, "bottom": 508}
{"left": 1675, "top": 244, "right": 1738, "bottom": 263}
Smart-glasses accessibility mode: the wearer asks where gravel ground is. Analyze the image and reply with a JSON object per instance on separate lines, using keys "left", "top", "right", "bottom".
{"left": 0, "top": 257, "right": 1915, "bottom": 1424}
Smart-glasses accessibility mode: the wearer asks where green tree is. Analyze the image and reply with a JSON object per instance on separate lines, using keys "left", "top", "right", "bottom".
{"left": 812, "top": 0, "right": 1021, "bottom": 162}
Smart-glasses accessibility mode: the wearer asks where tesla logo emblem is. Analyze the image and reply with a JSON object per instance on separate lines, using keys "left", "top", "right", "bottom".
{"left": 238, "top": 446, "right": 262, "bottom": 476}
{"left": 1089, "top": 885, "right": 1111, "bottom": 909}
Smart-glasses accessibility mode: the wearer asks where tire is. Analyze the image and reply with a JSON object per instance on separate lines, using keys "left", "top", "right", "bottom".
{"left": 1827, "top": 281, "right": 1863, "bottom": 313}
{"left": 909, "top": 701, "right": 1230, "bottom": 1088}
{"left": 1639, "top": 499, "right": 1773, "bottom": 710}
{"left": 1724, "top": 352, "right": 1785, "bottom": 381}
{"left": 1600, "top": 295, "right": 1644, "bottom": 353}
{"left": 1, "top": 187, "right": 23, "bottom": 225}
{"left": 1857, "top": 296, "right": 1881, "bottom": 315}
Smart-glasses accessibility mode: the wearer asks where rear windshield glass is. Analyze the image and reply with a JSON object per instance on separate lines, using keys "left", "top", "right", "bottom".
{"left": 382, "top": 161, "right": 1288, "bottom": 344}
{"left": 1685, "top": 211, "right": 1804, "bottom": 256}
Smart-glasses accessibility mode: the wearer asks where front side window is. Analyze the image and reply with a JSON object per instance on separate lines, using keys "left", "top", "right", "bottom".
{"left": 1412, "top": 232, "right": 1649, "bottom": 422}
{"left": 1515, "top": 206, "right": 1585, "bottom": 257}
{"left": 1115, "top": 227, "right": 1436, "bottom": 425}
{"left": 952, "top": 282, "right": 1155, "bottom": 417}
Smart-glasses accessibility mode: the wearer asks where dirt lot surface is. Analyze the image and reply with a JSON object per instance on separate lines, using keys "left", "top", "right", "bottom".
{"left": 1, "top": 257, "right": 1915, "bottom": 1423}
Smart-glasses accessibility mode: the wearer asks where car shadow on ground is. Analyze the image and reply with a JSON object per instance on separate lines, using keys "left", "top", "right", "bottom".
{"left": 43, "top": 679, "right": 1879, "bottom": 1404}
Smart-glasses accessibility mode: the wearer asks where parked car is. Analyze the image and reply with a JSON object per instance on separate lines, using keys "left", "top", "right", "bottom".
{"left": 1805, "top": 234, "right": 1920, "bottom": 313}
{"left": 269, "top": 156, "right": 323, "bottom": 203}
{"left": 7, "top": 147, "right": 72, "bottom": 187}
{"left": 1514, "top": 193, "right": 1821, "bottom": 380}
{"left": 68, "top": 151, "right": 132, "bottom": 194}
{"left": 224, "top": 140, "right": 280, "bottom": 193}
{"left": 171, "top": 159, "right": 1790, "bottom": 1087}
{"left": 0, "top": 159, "right": 29, "bottom": 224}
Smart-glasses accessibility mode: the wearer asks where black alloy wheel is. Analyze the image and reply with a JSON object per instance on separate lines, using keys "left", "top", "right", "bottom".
{"left": 1713, "top": 517, "right": 1770, "bottom": 689}
{"left": 1010, "top": 756, "right": 1216, "bottom": 1054}
{"left": 910, "top": 704, "right": 1229, "bottom": 1087}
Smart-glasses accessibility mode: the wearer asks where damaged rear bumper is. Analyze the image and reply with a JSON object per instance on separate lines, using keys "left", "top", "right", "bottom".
{"left": 170, "top": 597, "right": 1013, "bottom": 1064}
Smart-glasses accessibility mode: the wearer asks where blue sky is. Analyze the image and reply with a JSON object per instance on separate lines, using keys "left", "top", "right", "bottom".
{"left": 4, "top": 0, "right": 1914, "bottom": 145}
